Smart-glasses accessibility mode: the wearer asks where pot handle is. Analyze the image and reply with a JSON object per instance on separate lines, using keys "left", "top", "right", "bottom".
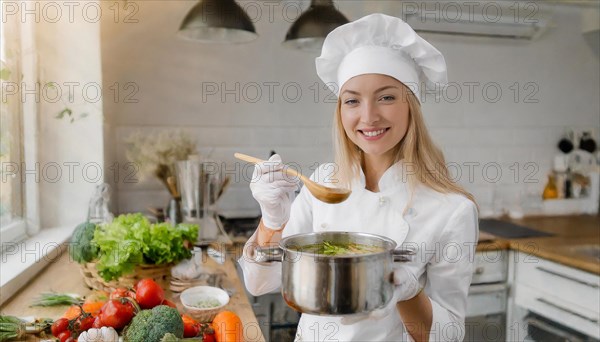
{"left": 254, "top": 246, "right": 284, "bottom": 263}
{"left": 392, "top": 247, "right": 416, "bottom": 263}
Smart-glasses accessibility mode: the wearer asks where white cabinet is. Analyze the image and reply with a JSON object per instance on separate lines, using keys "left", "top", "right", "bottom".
{"left": 465, "top": 251, "right": 509, "bottom": 342}
{"left": 512, "top": 251, "right": 600, "bottom": 339}
{"left": 472, "top": 249, "right": 508, "bottom": 284}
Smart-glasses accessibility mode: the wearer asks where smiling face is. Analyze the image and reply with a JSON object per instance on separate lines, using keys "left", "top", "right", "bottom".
{"left": 339, "top": 74, "right": 410, "bottom": 161}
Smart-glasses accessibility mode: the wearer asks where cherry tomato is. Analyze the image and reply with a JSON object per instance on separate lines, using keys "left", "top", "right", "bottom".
{"left": 161, "top": 299, "right": 177, "bottom": 308}
{"left": 57, "top": 330, "right": 72, "bottom": 342}
{"left": 200, "top": 323, "right": 216, "bottom": 342}
{"left": 135, "top": 278, "right": 164, "bottom": 309}
{"left": 99, "top": 299, "right": 135, "bottom": 329}
{"left": 110, "top": 287, "right": 135, "bottom": 300}
{"left": 203, "top": 332, "right": 216, "bottom": 342}
{"left": 77, "top": 315, "right": 95, "bottom": 333}
{"left": 51, "top": 317, "right": 70, "bottom": 337}
{"left": 182, "top": 314, "right": 200, "bottom": 338}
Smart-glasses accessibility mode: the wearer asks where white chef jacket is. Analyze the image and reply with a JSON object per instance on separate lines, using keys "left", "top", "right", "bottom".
{"left": 239, "top": 161, "right": 479, "bottom": 342}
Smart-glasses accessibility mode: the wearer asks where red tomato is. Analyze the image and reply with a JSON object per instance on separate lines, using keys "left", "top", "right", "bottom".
{"left": 135, "top": 279, "right": 164, "bottom": 309}
{"left": 161, "top": 299, "right": 177, "bottom": 308}
{"left": 182, "top": 314, "right": 200, "bottom": 338}
{"left": 99, "top": 299, "right": 135, "bottom": 329}
{"left": 110, "top": 287, "right": 135, "bottom": 300}
{"left": 92, "top": 316, "right": 103, "bottom": 329}
{"left": 51, "top": 318, "right": 70, "bottom": 337}
{"left": 57, "top": 330, "right": 71, "bottom": 342}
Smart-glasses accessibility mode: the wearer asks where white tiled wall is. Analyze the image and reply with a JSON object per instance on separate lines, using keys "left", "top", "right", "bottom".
{"left": 101, "top": 2, "right": 599, "bottom": 216}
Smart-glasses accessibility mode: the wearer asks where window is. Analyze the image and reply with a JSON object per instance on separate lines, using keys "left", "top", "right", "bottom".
{"left": 0, "top": 3, "right": 27, "bottom": 247}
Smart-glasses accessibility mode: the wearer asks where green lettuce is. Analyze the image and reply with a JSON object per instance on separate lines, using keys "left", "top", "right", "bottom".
{"left": 93, "top": 213, "right": 198, "bottom": 281}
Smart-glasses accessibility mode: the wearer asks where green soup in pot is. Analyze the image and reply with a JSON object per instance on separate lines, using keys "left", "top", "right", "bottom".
{"left": 287, "top": 240, "right": 385, "bottom": 256}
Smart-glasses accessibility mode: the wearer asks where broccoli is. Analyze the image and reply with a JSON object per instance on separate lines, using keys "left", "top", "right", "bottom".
{"left": 123, "top": 306, "right": 184, "bottom": 342}
{"left": 69, "top": 222, "right": 98, "bottom": 263}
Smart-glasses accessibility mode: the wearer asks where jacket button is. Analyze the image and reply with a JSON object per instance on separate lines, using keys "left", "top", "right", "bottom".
{"left": 379, "top": 196, "right": 388, "bottom": 207}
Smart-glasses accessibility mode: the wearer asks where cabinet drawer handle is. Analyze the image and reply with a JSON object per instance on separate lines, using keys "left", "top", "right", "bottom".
{"left": 535, "top": 266, "right": 599, "bottom": 289}
{"left": 536, "top": 298, "right": 599, "bottom": 324}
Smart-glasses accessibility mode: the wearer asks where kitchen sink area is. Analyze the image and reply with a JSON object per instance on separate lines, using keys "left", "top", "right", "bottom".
{"left": 479, "top": 219, "right": 555, "bottom": 239}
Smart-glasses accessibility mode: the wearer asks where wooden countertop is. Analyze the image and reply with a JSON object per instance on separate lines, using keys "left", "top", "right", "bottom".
{"left": 477, "top": 215, "right": 600, "bottom": 275}
{"left": 0, "top": 251, "right": 265, "bottom": 342}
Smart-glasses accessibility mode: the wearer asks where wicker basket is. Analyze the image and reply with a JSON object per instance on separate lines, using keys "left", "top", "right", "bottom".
{"left": 79, "top": 262, "right": 173, "bottom": 292}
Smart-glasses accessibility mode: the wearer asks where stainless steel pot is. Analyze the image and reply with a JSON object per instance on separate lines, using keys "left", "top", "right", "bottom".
{"left": 254, "top": 231, "right": 414, "bottom": 315}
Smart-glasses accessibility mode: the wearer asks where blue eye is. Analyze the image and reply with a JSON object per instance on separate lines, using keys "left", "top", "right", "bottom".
{"left": 344, "top": 99, "right": 358, "bottom": 105}
{"left": 380, "top": 95, "right": 395, "bottom": 101}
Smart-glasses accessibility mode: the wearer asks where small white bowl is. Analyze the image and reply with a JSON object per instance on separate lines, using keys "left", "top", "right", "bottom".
{"left": 180, "top": 286, "right": 229, "bottom": 322}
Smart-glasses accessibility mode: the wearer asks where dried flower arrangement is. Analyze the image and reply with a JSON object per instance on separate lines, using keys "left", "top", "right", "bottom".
{"left": 125, "top": 129, "right": 197, "bottom": 194}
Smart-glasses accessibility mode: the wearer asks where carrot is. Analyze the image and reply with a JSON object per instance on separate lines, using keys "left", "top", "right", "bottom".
{"left": 63, "top": 294, "right": 107, "bottom": 319}
{"left": 63, "top": 305, "right": 82, "bottom": 320}
{"left": 82, "top": 301, "right": 105, "bottom": 317}
{"left": 212, "top": 311, "right": 243, "bottom": 342}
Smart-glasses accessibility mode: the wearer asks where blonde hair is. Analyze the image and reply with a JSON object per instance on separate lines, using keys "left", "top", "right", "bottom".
{"left": 332, "top": 87, "right": 477, "bottom": 208}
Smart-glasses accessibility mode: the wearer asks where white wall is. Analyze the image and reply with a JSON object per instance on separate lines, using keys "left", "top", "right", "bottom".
{"left": 101, "top": 1, "right": 600, "bottom": 217}
{"left": 35, "top": 2, "right": 105, "bottom": 227}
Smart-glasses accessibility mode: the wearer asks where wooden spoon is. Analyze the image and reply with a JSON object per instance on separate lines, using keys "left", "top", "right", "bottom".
{"left": 234, "top": 153, "right": 351, "bottom": 204}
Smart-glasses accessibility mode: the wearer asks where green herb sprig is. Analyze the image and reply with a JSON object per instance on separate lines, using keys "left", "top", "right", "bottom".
{"left": 30, "top": 293, "right": 83, "bottom": 307}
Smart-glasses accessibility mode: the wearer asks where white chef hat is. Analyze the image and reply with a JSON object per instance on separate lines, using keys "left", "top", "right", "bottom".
{"left": 315, "top": 13, "right": 447, "bottom": 104}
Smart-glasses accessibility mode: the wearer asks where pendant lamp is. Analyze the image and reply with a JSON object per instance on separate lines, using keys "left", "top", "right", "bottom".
{"left": 178, "top": 0, "right": 257, "bottom": 43}
{"left": 283, "top": 0, "right": 349, "bottom": 51}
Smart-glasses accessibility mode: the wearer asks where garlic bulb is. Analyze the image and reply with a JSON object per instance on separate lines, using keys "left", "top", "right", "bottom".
{"left": 77, "top": 327, "right": 119, "bottom": 342}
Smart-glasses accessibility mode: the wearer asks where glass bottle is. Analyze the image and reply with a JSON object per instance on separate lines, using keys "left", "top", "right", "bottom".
{"left": 88, "top": 184, "right": 114, "bottom": 224}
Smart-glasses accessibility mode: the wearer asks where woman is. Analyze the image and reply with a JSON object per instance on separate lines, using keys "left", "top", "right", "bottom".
{"left": 239, "top": 13, "right": 478, "bottom": 342}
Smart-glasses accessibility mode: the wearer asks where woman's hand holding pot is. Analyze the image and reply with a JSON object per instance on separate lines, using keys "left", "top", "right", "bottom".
{"left": 250, "top": 154, "right": 299, "bottom": 230}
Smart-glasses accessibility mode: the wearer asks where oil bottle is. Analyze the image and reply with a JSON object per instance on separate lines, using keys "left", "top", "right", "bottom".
{"left": 542, "top": 174, "right": 559, "bottom": 200}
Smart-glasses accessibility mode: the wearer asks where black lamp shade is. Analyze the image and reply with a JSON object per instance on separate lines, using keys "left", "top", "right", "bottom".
{"left": 178, "top": 0, "right": 257, "bottom": 43}
{"left": 283, "top": 0, "right": 349, "bottom": 51}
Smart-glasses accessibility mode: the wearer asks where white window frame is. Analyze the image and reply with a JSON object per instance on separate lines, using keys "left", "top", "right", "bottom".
{"left": 0, "top": 10, "right": 57, "bottom": 305}
{"left": 0, "top": 9, "right": 40, "bottom": 250}
{"left": 20, "top": 12, "right": 41, "bottom": 237}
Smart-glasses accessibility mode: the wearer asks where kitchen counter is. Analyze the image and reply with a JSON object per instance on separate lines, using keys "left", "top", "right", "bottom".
{"left": 478, "top": 215, "right": 600, "bottom": 275}
{"left": 476, "top": 231, "right": 510, "bottom": 251}
{"left": 0, "top": 251, "right": 266, "bottom": 342}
